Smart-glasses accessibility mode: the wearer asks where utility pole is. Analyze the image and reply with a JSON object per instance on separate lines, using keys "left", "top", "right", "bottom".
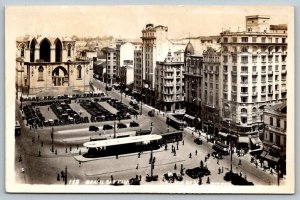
{"left": 113, "top": 120, "right": 116, "bottom": 138}
{"left": 65, "top": 166, "right": 67, "bottom": 185}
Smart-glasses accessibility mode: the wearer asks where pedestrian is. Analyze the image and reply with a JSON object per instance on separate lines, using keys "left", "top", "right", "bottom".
{"left": 38, "top": 150, "right": 41, "bottom": 157}
{"left": 189, "top": 153, "right": 192, "bottom": 158}
{"left": 204, "top": 156, "right": 207, "bottom": 162}
{"left": 174, "top": 164, "right": 177, "bottom": 170}
{"left": 139, "top": 175, "right": 142, "bottom": 181}
{"left": 77, "top": 144, "right": 79, "bottom": 150}
{"left": 222, "top": 166, "right": 224, "bottom": 173}
{"left": 238, "top": 159, "right": 242, "bottom": 165}
{"left": 138, "top": 152, "right": 141, "bottom": 158}
{"left": 19, "top": 155, "right": 22, "bottom": 162}
{"left": 136, "top": 164, "right": 139, "bottom": 170}
{"left": 65, "top": 147, "right": 68, "bottom": 153}
{"left": 218, "top": 167, "right": 221, "bottom": 174}
{"left": 240, "top": 172, "right": 242, "bottom": 177}
{"left": 217, "top": 159, "right": 219, "bottom": 165}
{"left": 97, "top": 178, "right": 100, "bottom": 185}
{"left": 38, "top": 135, "right": 40, "bottom": 141}
{"left": 79, "top": 150, "right": 81, "bottom": 155}
{"left": 41, "top": 141, "right": 43, "bottom": 147}
{"left": 207, "top": 153, "right": 210, "bottom": 159}
{"left": 270, "top": 169, "right": 273, "bottom": 175}
{"left": 174, "top": 150, "right": 176, "bottom": 156}
{"left": 200, "top": 160, "right": 203, "bottom": 168}
{"left": 116, "top": 154, "right": 118, "bottom": 159}
{"left": 57, "top": 173, "right": 60, "bottom": 181}
{"left": 182, "top": 140, "right": 184, "bottom": 145}
{"left": 111, "top": 175, "right": 114, "bottom": 183}
{"left": 70, "top": 146, "right": 72, "bottom": 152}
{"left": 206, "top": 177, "right": 210, "bottom": 184}
{"left": 48, "top": 107, "right": 50, "bottom": 111}
{"left": 79, "top": 161, "right": 81, "bottom": 167}
{"left": 176, "top": 144, "right": 179, "bottom": 150}
{"left": 198, "top": 177, "right": 202, "bottom": 185}
{"left": 55, "top": 149, "right": 57, "bottom": 155}
{"left": 244, "top": 174, "right": 247, "bottom": 180}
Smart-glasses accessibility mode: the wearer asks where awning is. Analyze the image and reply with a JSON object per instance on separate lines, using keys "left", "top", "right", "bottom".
{"left": 264, "top": 154, "right": 280, "bottom": 163}
{"left": 260, "top": 150, "right": 268, "bottom": 158}
{"left": 218, "top": 132, "right": 228, "bottom": 137}
{"left": 250, "top": 137, "right": 262, "bottom": 145}
{"left": 238, "top": 137, "right": 249, "bottom": 143}
{"left": 184, "top": 114, "right": 195, "bottom": 120}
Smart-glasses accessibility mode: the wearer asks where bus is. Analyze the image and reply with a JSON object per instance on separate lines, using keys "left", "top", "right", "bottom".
{"left": 15, "top": 120, "right": 21, "bottom": 136}
{"left": 166, "top": 115, "right": 187, "bottom": 130}
{"left": 161, "top": 131, "right": 183, "bottom": 144}
{"left": 135, "top": 129, "right": 152, "bottom": 136}
{"left": 212, "top": 142, "right": 230, "bottom": 155}
{"left": 83, "top": 134, "right": 162, "bottom": 158}
{"left": 90, "top": 135, "right": 107, "bottom": 141}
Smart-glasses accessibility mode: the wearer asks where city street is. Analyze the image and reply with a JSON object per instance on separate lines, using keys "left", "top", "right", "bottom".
{"left": 14, "top": 79, "right": 284, "bottom": 186}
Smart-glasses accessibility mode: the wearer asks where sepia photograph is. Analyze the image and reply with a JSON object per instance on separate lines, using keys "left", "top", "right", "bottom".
{"left": 5, "top": 5, "right": 295, "bottom": 193}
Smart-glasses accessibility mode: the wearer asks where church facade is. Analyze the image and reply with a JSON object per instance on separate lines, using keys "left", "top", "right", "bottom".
{"left": 16, "top": 35, "right": 92, "bottom": 95}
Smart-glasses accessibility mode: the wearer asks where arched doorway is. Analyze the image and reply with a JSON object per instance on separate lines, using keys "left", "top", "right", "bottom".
{"left": 52, "top": 66, "right": 68, "bottom": 86}
{"left": 30, "top": 39, "right": 37, "bottom": 62}
{"left": 40, "top": 38, "right": 51, "bottom": 62}
{"left": 55, "top": 39, "right": 62, "bottom": 62}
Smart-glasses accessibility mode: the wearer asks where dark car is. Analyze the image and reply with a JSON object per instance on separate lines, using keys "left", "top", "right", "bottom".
{"left": 185, "top": 167, "right": 211, "bottom": 179}
{"left": 130, "top": 121, "right": 139, "bottom": 127}
{"left": 105, "top": 86, "right": 112, "bottom": 91}
{"left": 148, "top": 110, "right": 155, "bottom": 117}
{"left": 103, "top": 124, "right": 113, "bottom": 130}
{"left": 133, "top": 104, "right": 139, "bottom": 110}
{"left": 117, "top": 123, "right": 127, "bottom": 129}
{"left": 89, "top": 125, "right": 99, "bottom": 132}
{"left": 129, "top": 178, "right": 140, "bottom": 185}
{"left": 194, "top": 138, "right": 203, "bottom": 145}
{"left": 225, "top": 172, "right": 254, "bottom": 186}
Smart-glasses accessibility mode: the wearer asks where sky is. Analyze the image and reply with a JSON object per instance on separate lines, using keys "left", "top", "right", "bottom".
{"left": 6, "top": 5, "right": 290, "bottom": 39}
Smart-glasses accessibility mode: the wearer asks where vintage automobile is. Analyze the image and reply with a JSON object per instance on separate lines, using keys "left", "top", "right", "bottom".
{"left": 89, "top": 125, "right": 99, "bottom": 132}
{"left": 148, "top": 110, "right": 155, "bottom": 117}
{"left": 103, "top": 124, "right": 113, "bottom": 130}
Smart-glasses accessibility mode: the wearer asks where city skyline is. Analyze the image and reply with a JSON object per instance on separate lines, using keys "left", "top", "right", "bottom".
{"left": 8, "top": 6, "right": 289, "bottom": 39}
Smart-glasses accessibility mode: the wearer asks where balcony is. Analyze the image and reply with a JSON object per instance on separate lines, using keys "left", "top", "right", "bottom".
{"left": 281, "top": 70, "right": 287, "bottom": 75}
{"left": 164, "top": 76, "right": 173, "bottom": 79}
{"left": 240, "top": 81, "right": 248, "bottom": 86}
{"left": 261, "top": 90, "right": 266, "bottom": 94}
{"left": 240, "top": 112, "right": 248, "bottom": 117}
{"left": 231, "top": 71, "right": 237, "bottom": 76}
{"left": 267, "top": 125, "right": 286, "bottom": 133}
{"left": 240, "top": 91, "right": 248, "bottom": 96}
{"left": 163, "top": 92, "right": 174, "bottom": 95}
{"left": 282, "top": 88, "right": 287, "bottom": 93}
{"left": 165, "top": 68, "right": 173, "bottom": 72}
{"left": 164, "top": 83, "right": 173, "bottom": 87}
{"left": 240, "top": 71, "right": 248, "bottom": 76}
{"left": 252, "top": 71, "right": 258, "bottom": 76}
{"left": 268, "top": 71, "right": 273, "bottom": 75}
{"left": 252, "top": 92, "right": 258, "bottom": 96}
{"left": 261, "top": 71, "right": 266, "bottom": 75}
{"left": 223, "top": 71, "right": 228, "bottom": 75}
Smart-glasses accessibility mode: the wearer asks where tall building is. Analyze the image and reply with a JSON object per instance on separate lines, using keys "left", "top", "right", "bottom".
{"left": 202, "top": 47, "right": 221, "bottom": 135}
{"left": 141, "top": 23, "right": 168, "bottom": 106}
{"left": 155, "top": 51, "right": 185, "bottom": 113}
{"left": 16, "top": 35, "right": 92, "bottom": 95}
{"left": 133, "top": 47, "right": 142, "bottom": 93}
{"left": 219, "top": 15, "right": 287, "bottom": 145}
{"left": 101, "top": 47, "right": 117, "bottom": 86}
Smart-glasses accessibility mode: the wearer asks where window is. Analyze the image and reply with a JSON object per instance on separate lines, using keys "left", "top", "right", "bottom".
{"left": 270, "top": 132, "right": 273, "bottom": 142}
{"left": 275, "top": 38, "right": 279, "bottom": 43}
{"left": 252, "top": 76, "right": 257, "bottom": 83}
{"left": 241, "top": 97, "right": 248, "bottom": 103}
{"left": 232, "top": 55, "right": 237, "bottom": 63}
{"left": 261, "top": 37, "right": 266, "bottom": 43}
{"left": 275, "top": 65, "right": 279, "bottom": 71}
{"left": 275, "top": 55, "right": 279, "bottom": 62}
{"left": 261, "top": 86, "right": 266, "bottom": 93}
{"left": 275, "top": 75, "right": 279, "bottom": 81}
{"left": 232, "top": 37, "right": 237, "bottom": 43}
{"left": 268, "top": 66, "right": 272, "bottom": 71}
{"left": 67, "top": 44, "right": 72, "bottom": 57}
{"left": 252, "top": 86, "right": 256, "bottom": 92}
{"left": 241, "top": 46, "right": 248, "bottom": 53}
{"left": 277, "top": 119, "right": 280, "bottom": 127}
{"left": 223, "top": 65, "right": 228, "bottom": 72}
{"left": 261, "top": 55, "right": 266, "bottom": 62}
{"left": 77, "top": 65, "right": 82, "bottom": 79}
{"left": 241, "top": 108, "right": 247, "bottom": 114}
{"left": 275, "top": 84, "right": 279, "bottom": 91}
{"left": 38, "top": 66, "right": 44, "bottom": 81}
{"left": 241, "top": 37, "right": 248, "bottom": 43}
{"left": 261, "top": 75, "right": 266, "bottom": 82}
{"left": 253, "top": 66, "right": 257, "bottom": 72}
{"left": 241, "top": 56, "right": 248, "bottom": 64}
{"left": 252, "top": 37, "right": 257, "bottom": 43}
{"left": 270, "top": 117, "right": 273, "bottom": 126}
{"left": 282, "top": 65, "right": 286, "bottom": 70}
{"left": 262, "top": 66, "right": 266, "bottom": 72}
{"left": 268, "top": 56, "right": 273, "bottom": 62}
{"left": 223, "top": 56, "right": 228, "bottom": 63}
{"left": 241, "top": 117, "right": 247, "bottom": 124}
{"left": 20, "top": 44, "right": 25, "bottom": 57}
{"left": 232, "top": 66, "right": 237, "bottom": 72}
{"left": 223, "top": 46, "right": 228, "bottom": 52}
{"left": 252, "top": 56, "right": 257, "bottom": 63}
{"left": 223, "top": 37, "right": 228, "bottom": 43}
{"left": 268, "top": 37, "right": 272, "bottom": 43}
{"left": 282, "top": 38, "right": 286, "bottom": 43}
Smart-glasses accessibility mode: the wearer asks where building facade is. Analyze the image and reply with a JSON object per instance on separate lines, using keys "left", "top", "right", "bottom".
{"left": 16, "top": 35, "right": 92, "bottom": 95}
{"left": 219, "top": 15, "right": 287, "bottom": 143}
{"left": 133, "top": 48, "right": 143, "bottom": 93}
{"left": 155, "top": 51, "right": 185, "bottom": 113}
{"left": 202, "top": 48, "right": 221, "bottom": 135}
{"left": 262, "top": 102, "right": 286, "bottom": 171}
{"left": 141, "top": 23, "right": 168, "bottom": 106}
{"left": 101, "top": 47, "right": 117, "bottom": 86}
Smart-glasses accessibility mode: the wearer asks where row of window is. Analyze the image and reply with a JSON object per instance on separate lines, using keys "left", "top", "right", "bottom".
{"left": 223, "top": 55, "right": 287, "bottom": 63}
{"left": 223, "top": 93, "right": 286, "bottom": 103}
{"left": 223, "top": 36, "right": 286, "bottom": 44}
{"left": 37, "top": 66, "right": 82, "bottom": 81}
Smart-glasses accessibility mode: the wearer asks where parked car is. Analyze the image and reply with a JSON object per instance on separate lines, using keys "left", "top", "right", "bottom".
{"left": 148, "top": 110, "right": 155, "bottom": 117}
{"left": 103, "top": 124, "right": 113, "bottom": 130}
{"left": 194, "top": 138, "right": 203, "bottom": 145}
{"left": 185, "top": 167, "right": 211, "bottom": 179}
{"left": 133, "top": 104, "right": 139, "bottom": 110}
{"left": 89, "top": 125, "right": 99, "bottom": 132}
{"left": 117, "top": 123, "right": 127, "bottom": 129}
{"left": 130, "top": 121, "right": 139, "bottom": 127}
{"left": 129, "top": 178, "right": 140, "bottom": 185}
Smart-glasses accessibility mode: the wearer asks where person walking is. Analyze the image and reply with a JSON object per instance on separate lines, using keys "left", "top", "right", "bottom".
{"left": 174, "top": 164, "right": 177, "bottom": 170}
{"left": 111, "top": 175, "right": 114, "bottom": 183}
{"left": 189, "top": 153, "right": 192, "bottom": 158}
{"left": 206, "top": 177, "right": 210, "bottom": 184}
{"left": 195, "top": 150, "right": 198, "bottom": 156}
{"left": 136, "top": 164, "right": 139, "bottom": 170}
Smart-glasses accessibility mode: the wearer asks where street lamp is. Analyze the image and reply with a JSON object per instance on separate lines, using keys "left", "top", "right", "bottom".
{"left": 51, "top": 127, "right": 54, "bottom": 153}
{"left": 140, "top": 83, "right": 149, "bottom": 115}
